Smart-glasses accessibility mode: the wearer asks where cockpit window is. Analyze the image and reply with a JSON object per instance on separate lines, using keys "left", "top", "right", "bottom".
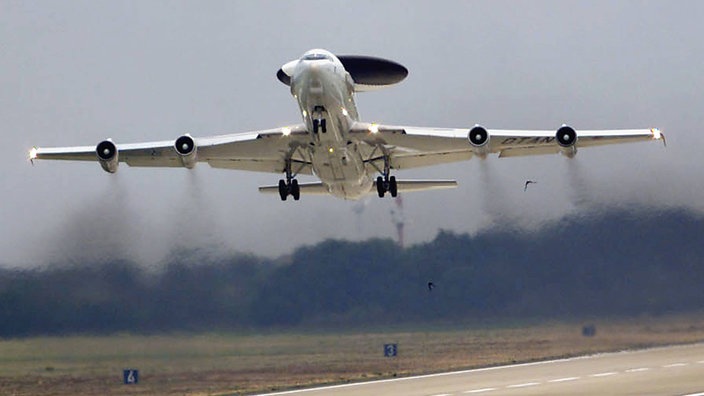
{"left": 302, "top": 53, "right": 332, "bottom": 61}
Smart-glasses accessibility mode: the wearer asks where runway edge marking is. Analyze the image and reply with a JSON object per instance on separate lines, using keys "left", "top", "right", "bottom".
{"left": 548, "top": 376, "right": 580, "bottom": 383}
{"left": 462, "top": 388, "right": 497, "bottom": 394}
{"left": 255, "top": 342, "right": 704, "bottom": 395}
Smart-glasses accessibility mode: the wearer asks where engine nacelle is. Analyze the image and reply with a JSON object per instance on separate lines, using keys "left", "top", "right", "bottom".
{"left": 556, "top": 125, "right": 578, "bottom": 158}
{"left": 174, "top": 134, "right": 197, "bottom": 169}
{"left": 468, "top": 125, "right": 490, "bottom": 157}
{"left": 95, "top": 140, "right": 118, "bottom": 173}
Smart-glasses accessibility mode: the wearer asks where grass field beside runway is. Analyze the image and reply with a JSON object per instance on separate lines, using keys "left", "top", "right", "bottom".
{"left": 1, "top": 313, "right": 704, "bottom": 395}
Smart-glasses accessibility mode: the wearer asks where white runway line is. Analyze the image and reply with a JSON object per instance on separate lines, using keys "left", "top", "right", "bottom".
{"left": 590, "top": 372, "right": 617, "bottom": 377}
{"left": 663, "top": 363, "right": 688, "bottom": 368}
{"left": 548, "top": 377, "right": 580, "bottom": 383}
{"left": 463, "top": 389, "right": 497, "bottom": 394}
{"left": 625, "top": 367, "right": 650, "bottom": 373}
{"left": 697, "top": 360, "right": 704, "bottom": 364}
{"left": 429, "top": 394, "right": 452, "bottom": 396}
{"left": 256, "top": 343, "right": 704, "bottom": 395}
{"left": 680, "top": 392, "right": 704, "bottom": 396}
{"left": 506, "top": 382, "right": 540, "bottom": 388}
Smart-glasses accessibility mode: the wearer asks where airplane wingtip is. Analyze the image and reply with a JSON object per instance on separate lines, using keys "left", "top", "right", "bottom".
{"left": 28, "top": 147, "right": 38, "bottom": 165}
{"left": 651, "top": 128, "right": 666, "bottom": 147}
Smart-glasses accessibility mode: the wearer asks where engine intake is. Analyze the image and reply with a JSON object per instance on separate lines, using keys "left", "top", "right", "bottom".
{"left": 468, "top": 125, "right": 490, "bottom": 157}
{"left": 95, "top": 140, "right": 118, "bottom": 173}
{"left": 556, "top": 125, "right": 578, "bottom": 158}
{"left": 174, "top": 134, "right": 197, "bottom": 168}
{"left": 468, "top": 125, "right": 489, "bottom": 146}
{"left": 556, "top": 125, "right": 577, "bottom": 147}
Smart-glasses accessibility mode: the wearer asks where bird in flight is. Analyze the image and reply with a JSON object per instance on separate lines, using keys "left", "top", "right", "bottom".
{"left": 524, "top": 180, "right": 537, "bottom": 191}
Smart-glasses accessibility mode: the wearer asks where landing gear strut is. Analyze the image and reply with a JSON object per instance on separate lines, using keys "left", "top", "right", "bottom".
{"left": 375, "top": 153, "right": 397, "bottom": 198}
{"left": 278, "top": 157, "right": 300, "bottom": 201}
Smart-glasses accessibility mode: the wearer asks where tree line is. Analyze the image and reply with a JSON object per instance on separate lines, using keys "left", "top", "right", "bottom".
{"left": 1, "top": 206, "right": 703, "bottom": 337}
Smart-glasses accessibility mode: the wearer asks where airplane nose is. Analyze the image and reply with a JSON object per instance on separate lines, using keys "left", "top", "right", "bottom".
{"left": 292, "top": 61, "right": 334, "bottom": 91}
{"left": 301, "top": 63, "right": 330, "bottom": 84}
{"left": 308, "top": 62, "right": 333, "bottom": 75}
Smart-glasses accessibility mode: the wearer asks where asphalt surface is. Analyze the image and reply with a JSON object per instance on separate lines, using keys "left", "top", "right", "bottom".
{"left": 258, "top": 343, "right": 704, "bottom": 396}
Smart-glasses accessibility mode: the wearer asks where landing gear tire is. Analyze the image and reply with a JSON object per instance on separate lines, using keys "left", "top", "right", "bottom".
{"left": 291, "top": 179, "right": 300, "bottom": 201}
{"left": 278, "top": 178, "right": 300, "bottom": 201}
{"left": 278, "top": 179, "right": 288, "bottom": 201}
{"left": 376, "top": 174, "right": 398, "bottom": 198}
{"left": 312, "top": 118, "right": 326, "bottom": 133}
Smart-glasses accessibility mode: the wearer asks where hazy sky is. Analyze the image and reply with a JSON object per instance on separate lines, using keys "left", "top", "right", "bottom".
{"left": 2, "top": 1, "right": 703, "bottom": 267}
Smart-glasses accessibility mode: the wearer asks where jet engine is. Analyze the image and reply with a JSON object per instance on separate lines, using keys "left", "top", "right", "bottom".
{"left": 556, "top": 125, "right": 578, "bottom": 158}
{"left": 96, "top": 139, "right": 119, "bottom": 173}
{"left": 174, "top": 134, "right": 197, "bottom": 168}
{"left": 468, "top": 125, "right": 490, "bottom": 157}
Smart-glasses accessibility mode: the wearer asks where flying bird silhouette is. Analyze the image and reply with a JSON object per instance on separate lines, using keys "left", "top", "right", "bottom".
{"left": 524, "top": 180, "right": 537, "bottom": 191}
{"left": 427, "top": 281, "right": 435, "bottom": 292}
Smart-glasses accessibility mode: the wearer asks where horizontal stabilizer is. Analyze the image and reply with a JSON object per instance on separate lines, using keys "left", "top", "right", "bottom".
{"left": 377, "top": 179, "right": 458, "bottom": 193}
{"left": 259, "top": 182, "right": 329, "bottom": 195}
{"left": 259, "top": 180, "right": 457, "bottom": 196}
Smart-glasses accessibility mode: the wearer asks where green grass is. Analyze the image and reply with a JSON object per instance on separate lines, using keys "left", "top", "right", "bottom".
{"left": 2, "top": 313, "right": 704, "bottom": 395}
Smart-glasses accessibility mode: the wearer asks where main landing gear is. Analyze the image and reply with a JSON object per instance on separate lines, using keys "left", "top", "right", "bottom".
{"left": 376, "top": 152, "right": 397, "bottom": 198}
{"left": 278, "top": 157, "right": 300, "bottom": 201}
{"left": 278, "top": 179, "right": 299, "bottom": 201}
{"left": 376, "top": 175, "right": 397, "bottom": 198}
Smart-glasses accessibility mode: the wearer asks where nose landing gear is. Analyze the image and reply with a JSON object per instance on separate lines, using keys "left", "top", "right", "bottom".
{"left": 312, "top": 118, "right": 327, "bottom": 134}
{"left": 311, "top": 106, "right": 327, "bottom": 133}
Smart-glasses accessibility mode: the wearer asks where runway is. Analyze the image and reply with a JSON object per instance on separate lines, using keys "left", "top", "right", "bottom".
{"left": 258, "top": 343, "right": 704, "bottom": 396}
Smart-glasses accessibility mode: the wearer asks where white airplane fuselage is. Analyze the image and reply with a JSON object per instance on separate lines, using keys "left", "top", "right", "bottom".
{"left": 290, "top": 50, "right": 373, "bottom": 199}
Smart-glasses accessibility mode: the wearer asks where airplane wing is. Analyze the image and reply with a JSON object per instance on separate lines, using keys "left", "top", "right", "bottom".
{"left": 30, "top": 125, "right": 314, "bottom": 175}
{"left": 351, "top": 123, "right": 664, "bottom": 170}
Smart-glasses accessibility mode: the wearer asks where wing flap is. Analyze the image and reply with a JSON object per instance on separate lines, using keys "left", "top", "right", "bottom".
{"left": 209, "top": 159, "right": 313, "bottom": 175}
{"left": 388, "top": 151, "right": 473, "bottom": 170}
{"left": 498, "top": 146, "right": 559, "bottom": 158}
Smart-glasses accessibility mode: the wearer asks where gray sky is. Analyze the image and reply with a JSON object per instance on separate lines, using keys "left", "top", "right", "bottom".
{"left": 2, "top": 1, "right": 703, "bottom": 267}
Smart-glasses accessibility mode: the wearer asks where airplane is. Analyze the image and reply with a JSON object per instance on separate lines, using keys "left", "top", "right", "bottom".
{"left": 29, "top": 48, "right": 665, "bottom": 201}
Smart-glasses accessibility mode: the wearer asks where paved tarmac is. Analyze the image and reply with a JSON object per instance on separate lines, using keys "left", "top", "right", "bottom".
{"left": 258, "top": 343, "right": 704, "bottom": 396}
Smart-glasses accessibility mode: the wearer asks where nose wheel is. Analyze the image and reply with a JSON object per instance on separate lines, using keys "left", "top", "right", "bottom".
{"left": 312, "top": 106, "right": 327, "bottom": 133}
{"left": 312, "top": 118, "right": 327, "bottom": 133}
